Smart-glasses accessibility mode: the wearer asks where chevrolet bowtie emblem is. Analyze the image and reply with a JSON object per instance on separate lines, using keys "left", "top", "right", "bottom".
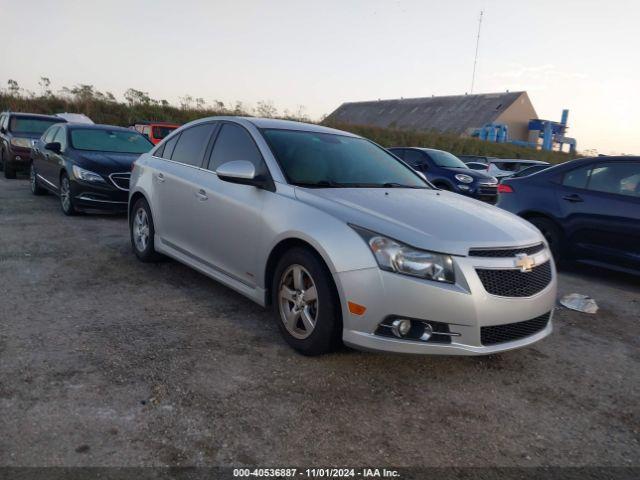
{"left": 514, "top": 253, "right": 535, "bottom": 272}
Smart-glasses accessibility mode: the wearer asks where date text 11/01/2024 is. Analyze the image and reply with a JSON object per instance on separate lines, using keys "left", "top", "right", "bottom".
{"left": 233, "top": 468, "right": 401, "bottom": 478}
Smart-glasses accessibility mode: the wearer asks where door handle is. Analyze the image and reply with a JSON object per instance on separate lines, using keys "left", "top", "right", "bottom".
{"left": 156, "top": 173, "right": 165, "bottom": 183}
{"left": 563, "top": 194, "right": 583, "bottom": 203}
{"left": 196, "top": 189, "right": 208, "bottom": 201}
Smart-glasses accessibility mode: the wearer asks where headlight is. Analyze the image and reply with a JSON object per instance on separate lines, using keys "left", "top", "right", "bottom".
{"left": 352, "top": 226, "right": 455, "bottom": 283}
{"left": 10, "top": 137, "right": 33, "bottom": 148}
{"left": 72, "top": 165, "right": 105, "bottom": 183}
{"left": 454, "top": 174, "right": 474, "bottom": 184}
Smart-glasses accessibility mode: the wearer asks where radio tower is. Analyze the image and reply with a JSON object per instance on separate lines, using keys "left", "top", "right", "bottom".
{"left": 470, "top": 10, "right": 483, "bottom": 94}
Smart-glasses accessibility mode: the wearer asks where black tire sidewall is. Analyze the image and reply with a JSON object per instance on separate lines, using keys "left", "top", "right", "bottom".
{"left": 530, "top": 217, "right": 564, "bottom": 263}
{"left": 271, "top": 248, "right": 341, "bottom": 356}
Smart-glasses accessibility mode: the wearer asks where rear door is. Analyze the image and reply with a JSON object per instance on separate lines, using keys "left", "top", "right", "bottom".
{"left": 556, "top": 161, "right": 640, "bottom": 270}
{"left": 33, "top": 126, "right": 59, "bottom": 189}
{"left": 42, "top": 127, "right": 68, "bottom": 188}
{"left": 152, "top": 123, "right": 217, "bottom": 256}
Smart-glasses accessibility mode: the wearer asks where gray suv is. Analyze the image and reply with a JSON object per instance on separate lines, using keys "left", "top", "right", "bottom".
{"left": 129, "top": 117, "right": 556, "bottom": 356}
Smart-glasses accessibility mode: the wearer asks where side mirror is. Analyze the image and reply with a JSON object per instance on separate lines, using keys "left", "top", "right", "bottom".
{"left": 216, "top": 160, "right": 263, "bottom": 187}
{"left": 45, "top": 142, "right": 62, "bottom": 153}
{"left": 0, "top": 127, "right": 6, "bottom": 134}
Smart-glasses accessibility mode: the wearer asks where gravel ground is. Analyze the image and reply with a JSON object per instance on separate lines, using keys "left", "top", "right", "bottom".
{"left": 0, "top": 175, "right": 638, "bottom": 468}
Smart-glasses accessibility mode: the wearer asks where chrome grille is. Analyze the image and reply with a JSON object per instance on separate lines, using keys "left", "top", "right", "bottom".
{"left": 109, "top": 173, "right": 131, "bottom": 191}
{"left": 469, "top": 243, "right": 545, "bottom": 258}
{"left": 481, "top": 312, "right": 550, "bottom": 345}
{"left": 476, "top": 261, "right": 552, "bottom": 297}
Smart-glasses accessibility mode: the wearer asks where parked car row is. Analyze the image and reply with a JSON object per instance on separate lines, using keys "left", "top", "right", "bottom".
{"left": 466, "top": 159, "right": 551, "bottom": 180}
{"left": 5, "top": 110, "right": 637, "bottom": 357}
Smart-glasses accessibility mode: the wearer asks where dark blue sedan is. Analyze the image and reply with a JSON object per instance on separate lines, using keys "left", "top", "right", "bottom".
{"left": 497, "top": 156, "right": 640, "bottom": 274}
{"left": 388, "top": 147, "right": 499, "bottom": 202}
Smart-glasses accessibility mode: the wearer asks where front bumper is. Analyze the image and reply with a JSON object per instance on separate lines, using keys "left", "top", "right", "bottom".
{"left": 71, "top": 177, "right": 129, "bottom": 212}
{"left": 5, "top": 146, "right": 33, "bottom": 169}
{"left": 457, "top": 183, "right": 498, "bottom": 203}
{"left": 334, "top": 248, "right": 556, "bottom": 355}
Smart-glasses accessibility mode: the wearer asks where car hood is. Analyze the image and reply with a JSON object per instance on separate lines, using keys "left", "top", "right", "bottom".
{"left": 76, "top": 151, "right": 141, "bottom": 173}
{"left": 295, "top": 188, "right": 542, "bottom": 256}
{"left": 443, "top": 167, "right": 496, "bottom": 181}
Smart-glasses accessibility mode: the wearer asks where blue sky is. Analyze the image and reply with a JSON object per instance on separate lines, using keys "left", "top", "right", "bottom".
{"left": 1, "top": 0, "right": 638, "bottom": 154}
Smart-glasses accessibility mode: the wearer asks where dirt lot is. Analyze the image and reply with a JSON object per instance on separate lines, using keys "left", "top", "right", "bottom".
{"left": 0, "top": 175, "right": 638, "bottom": 468}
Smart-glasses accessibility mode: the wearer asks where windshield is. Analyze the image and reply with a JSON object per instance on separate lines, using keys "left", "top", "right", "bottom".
{"left": 152, "top": 125, "right": 177, "bottom": 140}
{"left": 428, "top": 150, "right": 468, "bottom": 169}
{"left": 10, "top": 117, "right": 61, "bottom": 135}
{"left": 262, "top": 129, "right": 429, "bottom": 188}
{"left": 70, "top": 129, "right": 153, "bottom": 153}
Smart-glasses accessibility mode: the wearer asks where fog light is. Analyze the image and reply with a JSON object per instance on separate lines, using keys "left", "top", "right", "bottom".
{"left": 420, "top": 323, "right": 434, "bottom": 341}
{"left": 15, "top": 156, "right": 22, "bottom": 161}
{"left": 457, "top": 184, "right": 470, "bottom": 191}
{"left": 391, "top": 319, "right": 412, "bottom": 338}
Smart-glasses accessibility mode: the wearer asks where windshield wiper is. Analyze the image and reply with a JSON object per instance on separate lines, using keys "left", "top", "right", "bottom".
{"left": 382, "top": 182, "right": 424, "bottom": 189}
{"left": 293, "top": 180, "right": 342, "bottom": 188}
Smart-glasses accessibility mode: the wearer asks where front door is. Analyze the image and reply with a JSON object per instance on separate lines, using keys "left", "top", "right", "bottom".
{"left": 193, "top": 122, "right": 270, "bottom": 287}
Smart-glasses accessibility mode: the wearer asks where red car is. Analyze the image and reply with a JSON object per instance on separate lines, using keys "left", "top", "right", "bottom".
{"left": 132, "top": 122, "right": 180, "bottom": 145}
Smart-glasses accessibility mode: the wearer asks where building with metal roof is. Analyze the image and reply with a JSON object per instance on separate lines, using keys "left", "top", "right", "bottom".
{"left": 325, "top": 91, "right": 538, "bottom": 142}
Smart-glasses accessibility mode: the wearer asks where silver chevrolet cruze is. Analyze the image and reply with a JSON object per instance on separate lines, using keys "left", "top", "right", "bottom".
{"left": 129, "top": 117, "right": 556, "bottom": 356}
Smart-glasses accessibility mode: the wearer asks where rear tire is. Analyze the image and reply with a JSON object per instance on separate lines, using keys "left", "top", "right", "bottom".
{"left": 528, "top": 217, "right": 564, "bottom": 265}
{"left": 130, "top": 197, "right": 163, "bottom": 262}
{"left": 272, "top": 248, "right": 342, "bottom": 356}
{"left": 30, "top": 164, "right": 46, "bottom": 195}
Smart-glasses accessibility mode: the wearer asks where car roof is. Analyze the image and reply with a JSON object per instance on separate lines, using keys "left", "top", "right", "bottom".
{"left": 4, "top": 112, "right": 67, "bottom": 121}
{"left": 65, "top": 123, "right": 138, "bottom": 132}
{"left": 183, "top": 116, "right": 361, "bottom": 138}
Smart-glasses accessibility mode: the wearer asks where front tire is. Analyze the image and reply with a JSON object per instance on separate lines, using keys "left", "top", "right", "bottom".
{"left": 130, "top": 197, "right": 162, "bottom": 262}
{"left": 529, "top": 217, "right": 564, "bottom": 265}
{"left": 272, "top": 248, "right": 342, "bottom": 356}
{"left": 3, "top": 153, "right": 16, "bottom": 179}
{"left": 59, "top": 173, "right": 77, "bottom": 215}
{"left": 30, "top": 164, "right": 46, "bottom": 195}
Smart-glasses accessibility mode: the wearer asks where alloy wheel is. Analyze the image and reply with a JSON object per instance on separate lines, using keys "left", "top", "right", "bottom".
{"left": 133, "top": 207, "right": 150, "bottom": 252}
{"left": 278, "top": 264, "right": 319, "bottom": 340}
{"left": 60, "top": 177, "right": 71, "bottom": 212}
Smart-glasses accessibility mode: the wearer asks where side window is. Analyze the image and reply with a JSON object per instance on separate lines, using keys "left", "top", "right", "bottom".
{"left": 43, "top": 126, "right": 58, "bottom": 144}
{"left": 404, "top": 149, "right": 425, "bottom": 167}
{"left": 562, "top": 165, "right": 591, "bottom": 189}
{"left": 587, "top": 163, "right": 640, "bottom": 198}
{"left": 390, "top": 149, "right": 404, "bottom": 159}
{"left": 53, "top": 128, "right": 67, "bottom": 150}
{"left": 160, "top": 133, "right": 180, "bottom": 160}
{"left": 153, "top": 142, "right": 165, "bottom": 158}
{"left": 170, "top": 123, "right": 216, "bottom": 167}
{"left": 208, "top": 123, "right": 264, "bottom": 172}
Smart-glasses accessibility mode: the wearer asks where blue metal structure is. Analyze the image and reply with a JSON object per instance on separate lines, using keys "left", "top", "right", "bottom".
{"left": 473, "top": 109, "right": 577, "bottom": 154}
{"left": 528, "top": 109, "right": 577, "bottom": 154}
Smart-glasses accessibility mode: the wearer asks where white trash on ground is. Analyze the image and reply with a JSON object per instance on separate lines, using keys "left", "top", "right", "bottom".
{"left": 559, "top": 293, "right": 599, "bottom": 314}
